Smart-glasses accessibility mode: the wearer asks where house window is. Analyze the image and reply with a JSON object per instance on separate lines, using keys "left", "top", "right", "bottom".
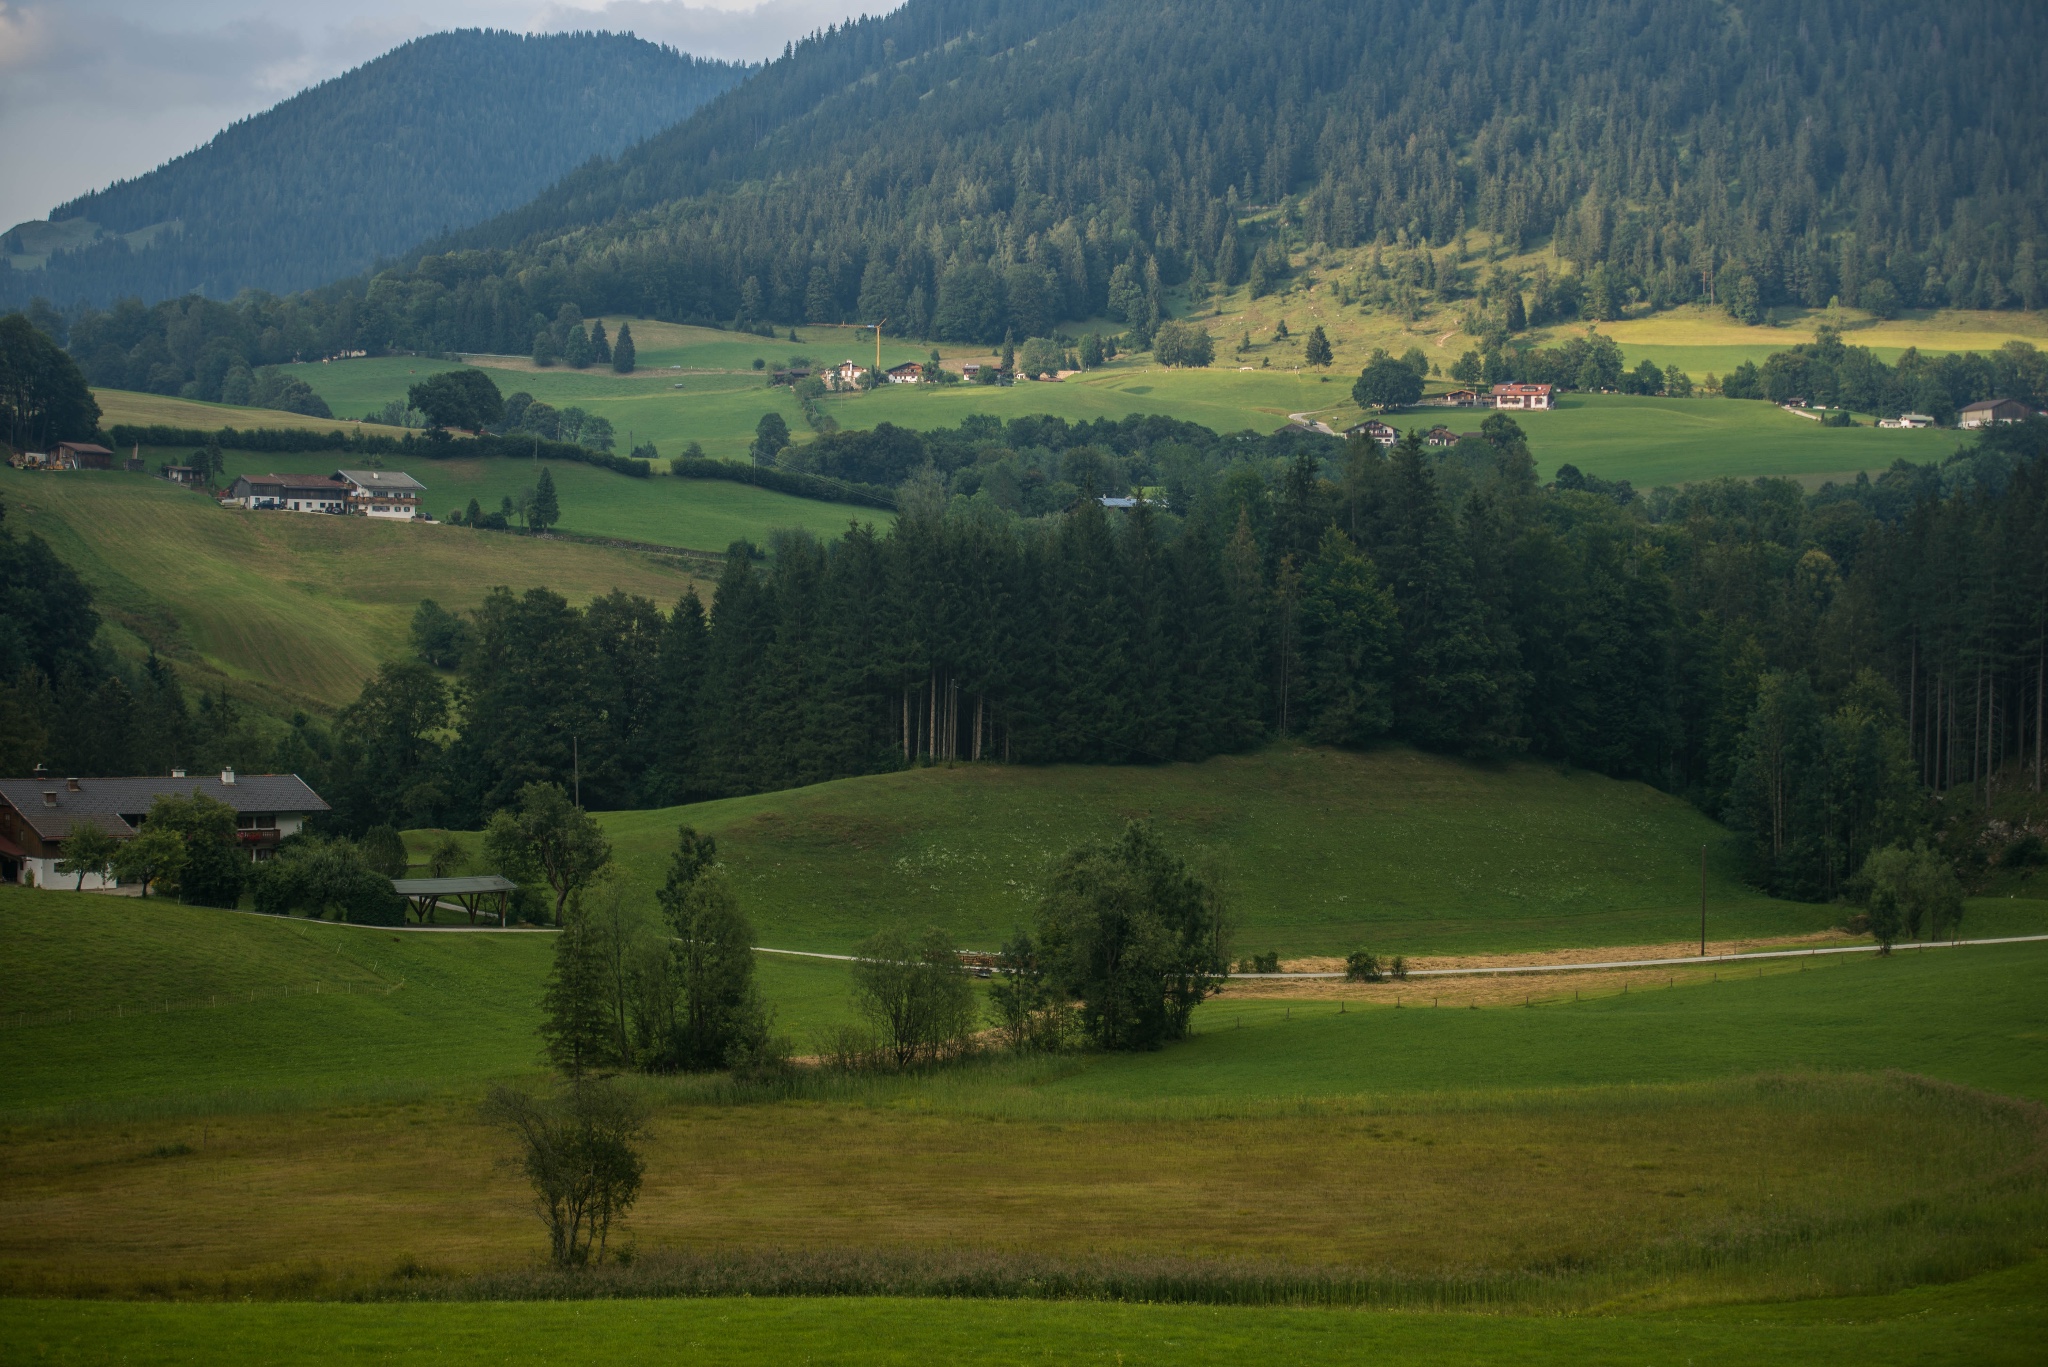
{"left": 235, "top": 812, "right": 278, "bottom": 830}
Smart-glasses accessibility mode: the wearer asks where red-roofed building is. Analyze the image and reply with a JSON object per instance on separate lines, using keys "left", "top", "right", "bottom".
{"left": 1490, "top": 383, "right": 1554, "bottom": 411}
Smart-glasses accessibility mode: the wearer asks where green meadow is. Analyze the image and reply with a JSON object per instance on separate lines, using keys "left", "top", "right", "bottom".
{"left": 9, "top": 1261, "right": 2048, "bottom": 1367}
{"left": 195, "top": 446, "right": 889, "bottom": 554}
{"left": 276, "top": 331, "right": 1966, "bottom": 494}
{"left": 582, "top": 745, "right": 1820, "bottom": 956}
{"left": 0, "top": 463, "right": 702, "bottom": 711}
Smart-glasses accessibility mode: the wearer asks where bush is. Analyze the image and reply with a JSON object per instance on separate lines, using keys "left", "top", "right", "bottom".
{"left": 1344, "top": 950, "right": 1382, "bottom": 983}
{"left": 850, "top": 925, "right": 978, "bottom": 1067}
{"left": 483, "top": 1081, "right": 648, "bottom": 1268}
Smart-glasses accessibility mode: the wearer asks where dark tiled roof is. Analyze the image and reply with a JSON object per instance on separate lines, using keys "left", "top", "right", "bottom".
{"left": 336, "top": 469, "right": 425, "bottom": 492}
{"left": 390, "top": 875, "right": 518, "bottom": 895}
{"left": 0, "top": 774, "right": 328, "bottom": 842}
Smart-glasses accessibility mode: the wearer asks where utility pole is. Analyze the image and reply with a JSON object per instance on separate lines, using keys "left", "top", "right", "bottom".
{"left": 1700, "top": 844, "right": 1707, "bottom": 956}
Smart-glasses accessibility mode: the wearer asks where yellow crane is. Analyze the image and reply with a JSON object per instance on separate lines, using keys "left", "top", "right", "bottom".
{"left": 813, "top": 319, "right": 885, "bottom": 382}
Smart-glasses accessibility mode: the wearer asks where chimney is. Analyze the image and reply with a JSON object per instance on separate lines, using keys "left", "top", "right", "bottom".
{"left": 171, "top": 768, "right": 186, "bottom": 779}
{"left": 220, "top": 767, "right": 236, "bottom": 786}
{"left": 32, "top": 763, "right": 47, "bottom": 778}
{"left": 65, "top": 777, "right": 81, "bottom": 792}
{"left": 41, "top": 791, "right": 57, "bottom": 807}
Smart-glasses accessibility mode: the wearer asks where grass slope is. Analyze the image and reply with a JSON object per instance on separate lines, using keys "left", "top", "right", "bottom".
{"left": 0, "top": 463, "right": 701, "bottom": 710}
{"left": 191, "top": 447, "right": 890, "bottom": 554}
{"left": 8, "top": 1264, "right": 2048, "bottom": 1367}
{"left": 91, "top": 388, "right": 416, "bottom": 440}
{"left": 582, "top": 745, "right": 1810, "bottom": 956}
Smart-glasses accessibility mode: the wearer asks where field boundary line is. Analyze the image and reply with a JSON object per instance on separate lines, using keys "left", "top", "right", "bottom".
{"left": 1226, "top": 934, "right": 2048, "bottom": 979}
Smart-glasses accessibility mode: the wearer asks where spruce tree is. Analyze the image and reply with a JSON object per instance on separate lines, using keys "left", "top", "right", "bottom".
{"left": 657, "top": 852, "right": 768, "bottom": 1071}
{"left": 530, "top": 466, "right": 560, "bottom": 533}
{"left": 611, "top": 323, "right": 636, "bottom": 373}
{"left": 563, "top": 324, "right": 594, "bottom": 369}
{"left": 1304, "top": 325, "right": 1333, "bottom": 366}
{"left": 1296, "top": 527, "right": 1397, "bottom": 745}
{"left": 1505, "top": 287, "right": 1527, "bottom": 332}
{"left": 589, "top": 319, "right": 611, "bottom": 364}
{"left": 540, "top": 899, "right": 618, "bottom": 1077}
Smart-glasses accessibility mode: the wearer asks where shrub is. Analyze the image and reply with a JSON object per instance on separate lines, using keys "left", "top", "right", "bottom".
{"left": 1344, "top": 950, "right": 1383, "bottom": 983}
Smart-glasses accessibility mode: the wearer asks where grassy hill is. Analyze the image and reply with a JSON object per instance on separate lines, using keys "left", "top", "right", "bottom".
{"left": 92, "top": 387, "right": 418, "bottom": 439}
{"left": 531, "top": 746, "right": 1802, "bottom": 957}
{"left": 0, "top": 464, "right": 703, "bottom": 711}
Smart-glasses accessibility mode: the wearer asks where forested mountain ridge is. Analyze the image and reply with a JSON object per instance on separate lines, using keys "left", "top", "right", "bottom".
{"left": 135, "top": 0, "right": 2048, "bottom": 360}
{"left": 0, "top": 31, "right": 747, "bottom": 309}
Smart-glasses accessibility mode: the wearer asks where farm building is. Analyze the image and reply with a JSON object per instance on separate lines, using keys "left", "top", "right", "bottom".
{"left": 335, "top": 469, "right": 425, "bottom": 519}
{"left": 1490, "top": 382, "right": 1554, "bottom": 410}
{"left": 52, "top": 441, "right": 114, "bottom": 469}
{"left": 227, "top": 473, "right": 350, "bottom": 513}
{"left": 1958, "top": 398, "right": 2033, "bottom": 428}
{"left": 1437, "top": 389, "right": 1482, "bottom": 406}
{"left": 1878, "top": 413, "right": 1935, "bottom": 429}
{"left": 885, "top": 362, "right": 924, "bottom": 384}
{"left": 0, "top": 769, "right": 329, "bottom": 890}
{"left": 1423, "top": 426, "right": 1484, "bottom": 447}
{"left": 1346, "top": 419, "right": 1400, "bottom": 446}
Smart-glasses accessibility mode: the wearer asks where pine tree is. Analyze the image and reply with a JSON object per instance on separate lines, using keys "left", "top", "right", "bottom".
{"left": 1505, "top": 287, "right": 1527, "bottom": 332}
{"left": 589, "top": 319, "right": 611, "bottom": 363}
{"left": 1296, "top": 527, "right": 1397, "bottom": 745}
{"left": 611, "top": 322, "right": 636, "bottom": 373}
{"left": 530, "top": 466, "right": 560, "bottom": 533}
{"left": 563, "top": 324, "right": 594, "bottom": 369}
{"left": 540, "top": 900, "right": 619, "bottom": 1077}
{"left": 1304, "top": 325, "right": 1332, "bottom": 366}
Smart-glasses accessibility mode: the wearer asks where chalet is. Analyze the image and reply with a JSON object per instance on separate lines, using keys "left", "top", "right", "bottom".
{"left": 961, "top": 363, "right": 983, "bottom": 378}
{"left": 885, "top": 362, "right": 924, "bottom": 384}
{"left": 1958, "top": 398, "right": 2033, "bottom": 428}
{"left": 1437, "top": 389, "right": 1481, "bottom": 407}
{"left": 1423, "top": 426, "right": 1483, "bottom": 448}
{"left": 162, "top": 465, "right": 200, "bottom": 485}
{"left": 226, "top": 473, "right": 349, "bottom": 513}
{"left": 335, "top": 469, "right": 425, "bottom": 519}
{"left": 1878, "top": 413, "right": 1936, "bottom": 430}
{"left": 52, "top": 441, "right": 113, "bottom": 470}
{"left": 1346, "top": 419, "right": 1400, "bottom": 447}
{"left": 1490, "top": 382, "right": 1554, "bottom": 411}
{"left": 827, "top": 360, "right": 867, "bottom": 389}
{"left": 0, "top": 769, "right": 329, "bottom": 890}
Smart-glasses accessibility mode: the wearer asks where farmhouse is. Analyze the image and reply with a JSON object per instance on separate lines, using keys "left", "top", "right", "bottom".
{"left": 885, "top": 362, "right": 924, "bottom": 384}
{"left": 1878, "top": 412, "right": 1935, "bottom": 429}
{"left": 1437, "top": 389, "right": 1482, "bottom": 406}
{"left": 1346, "top": 419, "right": 1400, "bottom": 446}
{"left": 1958, "top": 398, "right": 2033, "bottom": 428}
{"left": 0, "top": 769, "right": 329, "bottom": 890}
{"left": 227, "top": 473, "right": 350, "bottom": 513}
{"left": 826, "top": 360, "right": 867, "bottom": 389}
{"left": 335, "top": 469, "right": 425, "bottom": 519}
{"left": 1423, "top": 426, "right": 1483, "bottom": 447}
{"left": 1490, "top": 382, "right": 1554, "bottom": 410}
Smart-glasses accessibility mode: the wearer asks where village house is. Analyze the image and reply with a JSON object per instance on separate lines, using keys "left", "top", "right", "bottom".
{"left": 885, "top": 362, "right": 924, "bottom": 384}
{"left": 826, "top": 360, "right": 867, "bottom": 389}
{"left": 961, "top": 362, "right": 982, "bottom": 379}
{"left": 226, "top": 473, "right": 350, "bottom": 513}
{"left": 771, "top": 367, "right": 811, "bottom": 387}
{"left": 0, "top": 769, "right": 329, "bottom": 890}
{"left": 335, "top": 469, "right": 425, "bottom": 519}
{"left": 1423, "top": 425, "right": 1484, "bottom": 448}
{"left": 1878, "top": 412, "right": 1936, "bottom": 430}
{"left": 1346, "top": 419, "right": 1400, "bottom": 447}
{"left": 1437, "top": 389, "right": 1482, "bottom": 407}
{"left": 1490, "top": 382, "right": 1554, "bottom": 411}
{"left": 1958, "top": 398, "right": 2033, "bottom": 428}
{"left": 162, "top": 464, "right": 201, "bottom": 485}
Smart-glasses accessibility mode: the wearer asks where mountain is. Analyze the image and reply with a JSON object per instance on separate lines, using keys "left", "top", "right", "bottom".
{"left": 0, "top": 30, "right": 747, "bottom": 308}
{"left": 38, "top": 0, "right": 2048, "bottom": 390}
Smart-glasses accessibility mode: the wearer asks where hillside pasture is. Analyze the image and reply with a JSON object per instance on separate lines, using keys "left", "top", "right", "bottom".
{"left": 0, "top": 464, "right": 701, "bottom": 711}
{"left": 576, "top": 746, "right": 1809, "bottom": 957}
{"left": 197, "top": 447, "right": 889, "bottom": 553}
{"left": 90, "top": 387, "right": 417, "bottom": 440}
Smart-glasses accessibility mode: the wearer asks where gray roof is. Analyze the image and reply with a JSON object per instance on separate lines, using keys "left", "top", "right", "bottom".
{"left": 336, "top": 469, "right": 425, "bottom": 493}
{"left": 232, "top": 473, "right": 347, "bottom": 496}
{"left": 390, "top": 875, "right": 518, "bottom": 895}
{"left": 0, "top": 773, "right": 328, "bottom": 842}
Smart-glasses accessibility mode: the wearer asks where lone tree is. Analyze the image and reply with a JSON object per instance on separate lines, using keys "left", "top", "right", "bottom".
{"left": 1152, "top": 319, "right": 1215, "bottom": 368}
{"left": 655, "top": 828, "right": 769, "bottom": 1071}
{"left": 850, "top": 925, "right": 978, "bottom": 1067}
{"left": 1303, "top": 325, "right": 1333, "bottom": 367}
{"left": 1352, "top": 352, "right": 1424, "bottom": 410}
{"left": 408, "top": 368, "right": 503, "bottom": 434}
{"left": 485, "top": 782, "right": 612, "bottom": 925}
{"left": 1037, "top": 822, "right": 1230, "bottom": 1051}
{"left": 483, "top": 1081, "right": 648, "bottom": 1268}
{"left": 611, "top": 323, "right": 636, "bottom": 374}
{"left": 1860, "top": 844, "right": 1964, "bottom": 952}
{"left": 751, "top": 412, "right": 791, "bottom": 466}
{"left": 55, "top": 820, "right": 120, "bottom": 890}
{"left": 530, "top": 466, "right": 560, "bottom": 533}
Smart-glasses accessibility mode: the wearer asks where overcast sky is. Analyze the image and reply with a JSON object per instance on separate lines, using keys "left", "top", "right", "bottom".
{"left": 0, "top": 0, "right": 896, "bottom": 230}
